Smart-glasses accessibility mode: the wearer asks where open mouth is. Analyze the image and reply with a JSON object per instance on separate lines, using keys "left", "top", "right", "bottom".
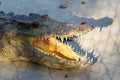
{"left": 28, "top": 36, "right": 91, "bottom": 62}
{"left": 29, "top": 37, "right": 80, "bottom": 61}
{"left": 29, "top": 36, "right": 98, "bottom": 66}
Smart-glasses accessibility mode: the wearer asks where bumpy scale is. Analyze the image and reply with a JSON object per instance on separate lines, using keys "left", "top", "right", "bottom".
{"left": 0, "top": 11, "right": 95, "bottom": 69}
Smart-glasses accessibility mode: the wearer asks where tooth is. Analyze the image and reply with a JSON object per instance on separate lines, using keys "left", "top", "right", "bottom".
{"left": 74, "top": 39, "right": 77, "bottom": 42}
{"left": 87, "top": 57, "right": 90, "bottom": 60}
{"left": 66, "top": 43, "right": 68, "bottom": 45}
{"left": 83, "top": 49, "right": 85, "bottom": 51}
{"left": 75, "top": 51, "right": 78, "bottom": 53}
{"left": 76, "top": 40, "right": 79, "bottom": 43}
{"left": 56, "top": 42, "right": 59, "bottom": 46}
{"left": 72, "top": 47, "right": 75, "bottom": 50}
{"left": 64, "top": 42, "right": 67, "bottom": 45}
{"left": 93, "top": 53, "right": 96, "bottom": 57}
{"left": 85, "top": 52, "right": 88, "bottom": 56}
{"left": 61, "top": 39, "right": 63, "bottom": 43}
{"left": 88, "top": 59, "right": 91, "bottom": 63}
{"left": 90, "top": 58, "right": 93, "bottom": 63}
{"left": 69, "top": 44, "right": 72, "bottom": 48}
{"left": 66, "top": 43, "right": 69, "bottom": 46}
{"left": 66, "top": 37, "right": 67, "bottom": 40}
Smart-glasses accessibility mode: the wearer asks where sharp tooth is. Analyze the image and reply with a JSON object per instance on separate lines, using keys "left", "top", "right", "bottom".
{"left": 76, "top": 51, "right": 80, "bottom": 54}
{"left": 66, "top": 43, "right": 69, "bottom": 46}
{"left": 72, "top": 47, "right": 75, "bottom": 50}
{"left": 64, "top": 42, "right": 67, "bottom": 45}
{"left": 90, "top": 58, "right": 93, "bottom": 63}
{"left": 74, "top": 34, "right": 78, "bottom": 37}
{"left": 88, "top": 59, "right": 91, "bottom": 63}
{"left": 85, "top": 52, "right": 88, "bottom": 56}
{"left": 69, "top": 44, "right": 72, "bottom": 48}
{"left": 83, "top": 49, "right": 85, "bottom": 51}
{"left": 56, "top": 42, "right": 59, "bottom": 46}
{"left": 78, "top": 51, "right": 81, "bottom": 54}
{"left": 77, "top": 51, "right": 79, "bottom": 53}
{"left": 75, "top": 51, "right": 78, "bottom": 53}
{"left": 60, "top": 37, "right": 64, "bottom": 42}
{"left": 74, "top": 39, "right": 77, "bottom": 42}
{"left": 76, "top": 40, "right": 78, "bottom": 43}
{"left": 87, "top": 57, "right": 90, "bottom": 60}
{"left": 93, "top": 53, "right": 96, "bottom": 57}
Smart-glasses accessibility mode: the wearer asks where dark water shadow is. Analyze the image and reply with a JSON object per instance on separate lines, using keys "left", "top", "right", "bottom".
{"left": 66, "top": 16, "right": 113, "bottom": 31}
{"left": 80, "top": 17, "right": 113, "bottom": 31}
{"left": 52, "top": 13, "right": 113, "bottom": 31}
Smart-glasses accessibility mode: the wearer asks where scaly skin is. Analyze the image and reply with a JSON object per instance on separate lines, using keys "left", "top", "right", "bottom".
{"left": 0, "top": 11, "right": 95, "bottom": 69}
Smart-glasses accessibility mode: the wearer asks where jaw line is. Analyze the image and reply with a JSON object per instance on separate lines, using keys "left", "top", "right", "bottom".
{"left": 28, "top": 37, "right": 85, "bottom": 61}
{"left": 27, "top": 36, "right": 95, "bottom": 67}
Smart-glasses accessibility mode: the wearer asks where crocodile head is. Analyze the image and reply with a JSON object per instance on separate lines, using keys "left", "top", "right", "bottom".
{"left": 0, "top": 12, "right": 96, "bottom": 68}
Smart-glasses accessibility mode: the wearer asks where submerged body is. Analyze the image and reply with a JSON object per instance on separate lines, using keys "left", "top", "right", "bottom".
{"left": 0, "top": 11, "right": 95, "bottom": 69}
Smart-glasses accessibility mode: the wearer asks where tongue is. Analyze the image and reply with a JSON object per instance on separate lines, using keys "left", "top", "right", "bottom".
{"left": 29, "top": 37, "right": 80, "bottom": 60}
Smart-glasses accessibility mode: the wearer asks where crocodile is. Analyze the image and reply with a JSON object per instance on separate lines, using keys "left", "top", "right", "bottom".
{"left": 0, "top": 11, "right": 96, "bottom": 69}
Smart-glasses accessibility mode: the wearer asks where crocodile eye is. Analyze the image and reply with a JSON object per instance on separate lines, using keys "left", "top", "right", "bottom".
{"left": 31, "top": 22, "right": 43, "bottom": 28}
{"left": 41, "top": 15, "right": 50, "bottom": 20}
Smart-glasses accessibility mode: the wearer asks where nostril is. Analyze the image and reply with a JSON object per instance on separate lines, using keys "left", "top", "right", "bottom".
{"left": 41, "top": 15, "right": 50, "bottom": 20}
{"left": 59, "top": 4, "right": 68, "bottom": 9}
{"left": 81, "top": 22, "right": 87, "bottom": 25}
{"left": 81, "top": 1, "right": 86, "bottom": 4}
